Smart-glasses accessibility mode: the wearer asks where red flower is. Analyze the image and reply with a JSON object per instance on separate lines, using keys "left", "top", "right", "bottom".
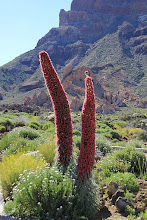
{"left": 77, "top": 76, "right": 96, "bottom": 181}
{"left": 39, "top": 51, "right": 73, "bottom": 166}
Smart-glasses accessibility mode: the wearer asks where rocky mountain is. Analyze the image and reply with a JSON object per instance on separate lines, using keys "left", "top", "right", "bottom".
{"left": 0, "top": 0, "right": 147, "bottom": 113}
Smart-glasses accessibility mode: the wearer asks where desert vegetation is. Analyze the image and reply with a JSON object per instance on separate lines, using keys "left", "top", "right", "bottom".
{"left": 0, "top": 107, "right": 147, "bottom": 219}
{"left": 0, "top": 52, "right": 146, "bottom": 220}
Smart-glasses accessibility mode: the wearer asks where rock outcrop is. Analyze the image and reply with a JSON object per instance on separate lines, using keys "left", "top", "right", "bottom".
{"left": 24, "top": 89, "right": 51, "bottom": 107}
{"left": 61, "top": 65, "right": 138, "bottom": 112}
{"left": 19, "top": 80, "right": 43, "bottom": 92}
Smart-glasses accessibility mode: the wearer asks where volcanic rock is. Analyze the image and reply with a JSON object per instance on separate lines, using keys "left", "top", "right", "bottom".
{"left": 19, "top": 80, "right": 43, "bottom": 92}
{"left": 115, "top": 196, "right": 131, "bottom": 213}
{"left": 0, "top": 0, "right": 146, "bottom": 111}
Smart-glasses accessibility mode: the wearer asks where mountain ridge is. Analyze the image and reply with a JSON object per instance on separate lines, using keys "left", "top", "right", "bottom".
{"left": 0, "top": 0, "right": 147, "bottom": 112}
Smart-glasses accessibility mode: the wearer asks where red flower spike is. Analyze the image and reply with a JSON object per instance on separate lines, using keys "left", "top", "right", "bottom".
{"left": 39, "top": 51, "right": 73, "bottom": 166}
{"left": 77, "top": 75, "right": 96, "bottom": 181}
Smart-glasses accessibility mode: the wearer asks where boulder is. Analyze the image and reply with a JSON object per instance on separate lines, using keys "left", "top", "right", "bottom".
{"left": 107, "top": 181, "right": 120, "bottom": 197}
{"left": 112, "top": 189, "right": 125, "bottom": 204}
{"left": 115, "top": 196, "right": 131, "bottom": 213}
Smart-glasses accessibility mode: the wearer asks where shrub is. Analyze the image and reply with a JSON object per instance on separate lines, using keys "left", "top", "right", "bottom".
{"left": 95, "top": 146, "right": 146, "bottom": 183}
{"left": 127, "top": 140, "right": 143, "bottom": 148}
{"left": 19, "top": 128, "right": 40, "bottom": 140}
{"left": 127, "top": 128, "right": 142, "bottom": 138}
{"left": 137, "top": 130, "right": 147, "bottom": 141}
{"left": 42, "top": 121, "right": 55, "bottom": 134}
{"left": 4, "top": 167, "right": 74, "bottom": 219}
{"left": 26, "top": 121, "right": 40, "bottom": 130}
{"left": 104, "top": 172, "right": 139, "bottom": 192}
{"left": 73, "top": 135, "right": 81, "bottom": 148}
{"left": 110, "top": 130, "right": 121, "bottom": 140}
{"left": 13, "top": 120, "right": 25, "bottom": 127}
{"left": 0, "top": 134, "right": 10, "bottom": 152}
{"left": 0, "top": 153, "right": 46, "bottom": 198}
{"left": 139, "top": 210, "right": 147, "bottom": 220}
{"left": 116, "top": 120, "right": 127, "bottom": 128}
{"left": 95, "top": 154, "right": 130, "bottom": 180}
{"left": 97, "top": 126, "right": 122, "bottom": 140}
{"left": 130, "top": 150, "right": 146, "bottom": 174}
{"left": 0, "top": 125, "right": 6, "bottom": 133}
{"left": 113, "top": 124, "right": 128, "bottom": 139}
{"left": 114, "top": 147, "right": 146, "bottom": 175}
{"left": 73, "top": 129, "right": 81, "bottom": 136}
{"left": 0, "top": 118, "right": 13, "bottom": 131}
{"left": 4, "top": 167, "right": 100, "bottom": 220}
{"left": 72, "top": 179, "right": 100, "bottom": 219}
{"left": 125, "top": 190, "right": 133, "bottom": 203}
{"left": 4, "top": 138, "right": 39, "bottom": 156}
{"left": 38, "top": 138, "right": 56, "bottom": 165}
{"left": 125, "top": 205, "right": 136, "bottom": 218}
{"left": 42, "top": 121, "right": 54, "bottom": 130}
{"left": 96, "top": 137, "right": 111, "bottom": 155}
{"left": 0, "top": 127, "right": 45, "bottom": 155}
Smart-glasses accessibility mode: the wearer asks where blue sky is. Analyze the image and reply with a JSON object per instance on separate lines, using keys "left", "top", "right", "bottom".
{"left": 0, "top": 0, "right": 72, "bottom": 66}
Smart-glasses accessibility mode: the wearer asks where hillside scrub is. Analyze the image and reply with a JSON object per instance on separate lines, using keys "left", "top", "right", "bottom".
{"left": 0, "top": 127, "right": 46, "bottom": 155}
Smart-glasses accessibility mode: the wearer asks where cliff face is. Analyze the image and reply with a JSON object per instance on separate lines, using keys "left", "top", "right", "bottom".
{"left": 0, "top": 0, "right": 147, "bottom": 113}
{"left": 37, "top": 0, "right": 147, "bottom": 45}
{"left": 71, "top": 0, "right": 146, "bottom": 13}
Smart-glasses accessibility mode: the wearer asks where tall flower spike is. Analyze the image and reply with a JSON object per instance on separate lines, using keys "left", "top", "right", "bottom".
{"left": 77, "top": 72, "right": 96, "bottom": 181}
{"left": 39, "top": 51, "right": 73, "bottom": 167}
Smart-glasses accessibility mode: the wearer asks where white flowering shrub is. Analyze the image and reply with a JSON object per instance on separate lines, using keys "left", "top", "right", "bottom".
{"left": 4, "top": 166, "right": 74, "bottom": 219}
{"left": 4, "top": 165, "right": 100, "bottom": 220}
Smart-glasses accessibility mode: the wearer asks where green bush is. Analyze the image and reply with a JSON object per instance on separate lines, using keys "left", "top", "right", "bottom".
{"left": 42, "top": 121, "right": 54, "bottom": 130}
{"left": 95, "top": 154, "right": 130, "bottom": 180}
{"left": 130, "top": 151, "right": 146, "bottom": 175}
{"left": 13, "top": 121, "right": 25, "bottom": 127}
{"left": 117, "top": 120, "right": 127, "bottom": 128}
{"left": 4, "top": 167, "right": 73, "bottom": 219}
{"left": 42, "top": 121, "right": 55, "bottom": 134}
{"left": 0, "top": 125, "right": 6, "bottom": 133}
{"left": 127, "top": 140, "right": 143, "bottom": 148}
{"left": 38, "top": 138, "right": 56, "bottom": 165}
{"left": 19, "top": 128, "right": 40, "bottom": 140}
{"left": 4, "top": 167, "right": 100, "bottom": 220}
{"left": 4, "top": 167, "right": 99, "bottom": 220}
{"left": 125, "top": 205, "right": 136, "bottom": 218}
{"left": 96, "top": 137, "right": 111, "bottom": 155}
{"left": 0, "top": 118, "right": 14, "bottom": 131}
{"left": 124, "top": 190, "right": 133, "bottom": 203}
{"left": 114, "top": 147, "right": 146, "bottom": 175}
{"left": 4, "top": 138, "right": 40, "bottom": 156}
{"left": 139, "top": 210, "right": 147, "bottom": 220}
{"left": 95, "top": 146, "right": 146, "bottom": 183}
{"left": 104, "top": 172, "right": 139, "bottom": 192}
{"left": 0, "top": 127, "right": 45, "bottom": 154}
{"left": 26, "top": 121, "right": 40, "bottom": 130}
{"left": 110, "top": 130, "right": 121, "bottom": 140}
{"left": 73, "top": 136, "right": 81, "bottom": 148}
{"left": 97, "top": 124, "right": 121, "bottom": 140}
{"left": 0, "top": 153, "right": 46, "bottom": 198}
{"left": 137, "top": 130, "right": 147, "bottom": 141}
{"left": 73, "top": 129, "right": 81, "bottom": 136}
